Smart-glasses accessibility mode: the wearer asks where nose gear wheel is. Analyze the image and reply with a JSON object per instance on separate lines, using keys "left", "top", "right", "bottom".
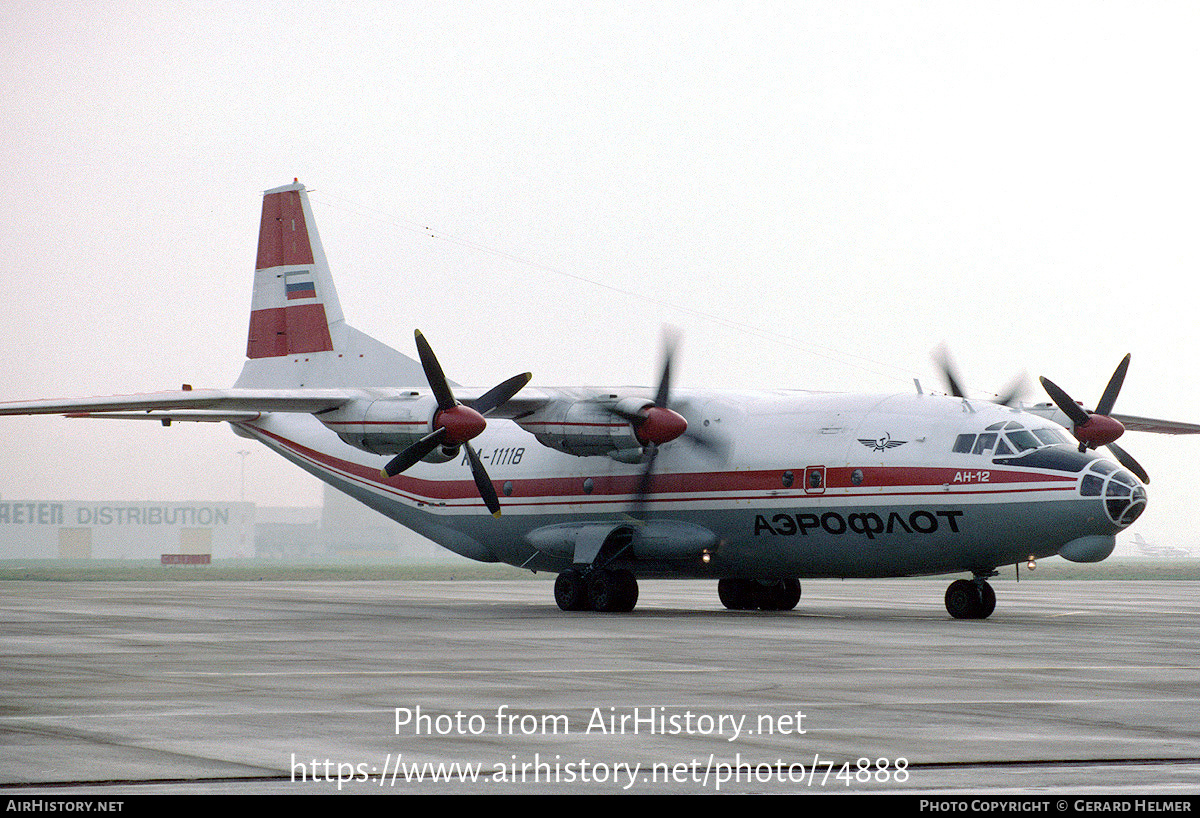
{"left": 945, "top": 578, "right": 996, "bottom": 619}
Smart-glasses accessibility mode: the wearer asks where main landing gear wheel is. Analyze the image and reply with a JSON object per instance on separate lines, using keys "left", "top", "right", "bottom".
{"left": 718, "top": 578, "right": 801, "bottom": 611}
{"left": 554, "top": 569, "right": 588, "bottom": 612}
{"left": 945, "top": 578, "right": 996, "bottom": 620}
{"left": 555, "top": 568, "right": 639, "bottom": 613}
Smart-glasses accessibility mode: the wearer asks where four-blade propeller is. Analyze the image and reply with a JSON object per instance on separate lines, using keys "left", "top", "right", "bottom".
{"left": 380, "top": 330, "right": 531, "bottom": 516}
{"left": 934, "top": 344, "right": 1026, "bottom": 406}
{"left": 1039, "top": 353, "right": 1148, "bottom": 483}
{"left": 936, "top": 345, "right": 1148, "bottom": 483}
{"left": 604, "top": 331, "right": 725, "bottom": 524}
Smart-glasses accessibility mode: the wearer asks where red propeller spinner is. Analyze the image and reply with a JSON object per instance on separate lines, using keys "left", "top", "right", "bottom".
{"left": 1039, "top": 354, "right": 1148, "bottom": 483}
{"left": 380, "top": 330, "right": 531, "bottom": 516}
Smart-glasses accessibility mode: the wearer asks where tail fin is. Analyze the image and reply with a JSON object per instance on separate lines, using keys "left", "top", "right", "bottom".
{"left": 246, "top": 181, "right": 343, "bottom": 360}
{"left": 235, "top": 181, "right": 425, "bottom": 388}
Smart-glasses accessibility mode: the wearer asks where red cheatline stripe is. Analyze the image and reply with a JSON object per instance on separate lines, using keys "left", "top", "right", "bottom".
{"left": 248, "top": 427, "right": 1079, "bottom": 510}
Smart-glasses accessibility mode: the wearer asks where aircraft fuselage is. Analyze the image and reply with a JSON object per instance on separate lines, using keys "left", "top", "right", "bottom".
{"left": 239, "top": 388, "right": 1139, "bottom": 580}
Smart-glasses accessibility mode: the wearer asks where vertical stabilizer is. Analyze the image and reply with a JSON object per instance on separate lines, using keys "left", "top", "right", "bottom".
{"left": 246, "top": 181, "right": 343, "bottom": 359}
{"left": 235, "top": 181, "right": 425, "bottom": 388}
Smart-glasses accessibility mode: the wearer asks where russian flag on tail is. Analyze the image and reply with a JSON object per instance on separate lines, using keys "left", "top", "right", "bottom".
{"left": 285, "top": 271, "right": 317, "bottom": 300}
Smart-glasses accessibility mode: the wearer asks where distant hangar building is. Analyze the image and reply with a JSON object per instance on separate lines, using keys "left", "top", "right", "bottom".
{"left": 0, "top": 500, "right": 255, "bottom": 560}
{"left": 0, "top": 488, "right": 466, "bottom": 563}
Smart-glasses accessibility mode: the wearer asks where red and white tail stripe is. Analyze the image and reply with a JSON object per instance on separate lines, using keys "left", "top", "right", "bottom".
{"left": 245, "top": 182, "right": 342, "bottom": 359}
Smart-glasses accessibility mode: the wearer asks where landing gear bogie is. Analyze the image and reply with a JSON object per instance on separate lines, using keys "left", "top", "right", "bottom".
{"left": 555, "top": 567, "right": 639, "bottom": 613}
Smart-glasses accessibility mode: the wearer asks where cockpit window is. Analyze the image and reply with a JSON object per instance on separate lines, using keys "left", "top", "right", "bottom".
{"left": 1032, "top": 428, "right": 1069, "bottom": 446}
{"left": 972, "top": 433, "right": 998, "bottom": 455}
{"left": 953, "top": 425, "right": 1072, "bottom": 457}
{"left": 1007, "top": 430, "right": 1040, "bottom": 452}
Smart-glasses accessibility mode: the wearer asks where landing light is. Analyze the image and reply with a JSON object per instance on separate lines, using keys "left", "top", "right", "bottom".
{"left": 1027, "top": 556, "right": 1037, "bottom": 570}
{"left": 701, "top": 549, "right": 712, "bottom": 564}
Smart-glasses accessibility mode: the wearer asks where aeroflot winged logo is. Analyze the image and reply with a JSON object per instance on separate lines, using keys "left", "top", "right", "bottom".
{"left": 859, "top": 434, "right": 907, "bottom": 452}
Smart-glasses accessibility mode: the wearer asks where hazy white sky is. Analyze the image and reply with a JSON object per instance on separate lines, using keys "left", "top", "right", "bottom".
{"left": 2, "top": 2, "right": 1198, "bottom": 546}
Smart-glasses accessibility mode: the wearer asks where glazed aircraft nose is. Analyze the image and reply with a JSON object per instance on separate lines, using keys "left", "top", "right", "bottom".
{"left": 1080, "top": 458, "right": 1147, "bottom": 528}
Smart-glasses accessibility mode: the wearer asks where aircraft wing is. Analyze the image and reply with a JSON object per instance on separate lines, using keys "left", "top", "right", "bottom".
{"left": 1024, "top": 403, "right": 1200, "bottom": 436}
{"left": 0, "top": 383, "right": 697, "bottom": 460}
{"left": 0, "top": 388, "right": 356, "bottom": 420}
{"left": 1111, "top": 413, "right": 1200, "bottom": 435}
{"left": 0, "top": 386, "right": 557, "bottom": 424}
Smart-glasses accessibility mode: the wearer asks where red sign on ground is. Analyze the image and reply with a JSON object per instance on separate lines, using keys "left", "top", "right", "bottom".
{"left": 160, "top": 554, "right": 211, "bottom": 565}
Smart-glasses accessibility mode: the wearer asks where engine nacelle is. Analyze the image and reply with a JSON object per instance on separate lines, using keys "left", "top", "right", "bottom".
{"left": 318, "top": 395, "right": 443, "bottom": 456}
{"left": 513, "top": 396, "right": 651, "bottom": 460}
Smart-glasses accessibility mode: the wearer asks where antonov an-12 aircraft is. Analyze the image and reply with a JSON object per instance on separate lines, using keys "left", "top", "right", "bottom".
{"left": 5, "top": 181, "right": 1199, "bottom": 618}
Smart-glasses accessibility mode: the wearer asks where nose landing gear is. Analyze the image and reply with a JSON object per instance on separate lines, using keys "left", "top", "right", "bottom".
{"left": 945, "top": 576, "right": 996, "bottom": 619}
